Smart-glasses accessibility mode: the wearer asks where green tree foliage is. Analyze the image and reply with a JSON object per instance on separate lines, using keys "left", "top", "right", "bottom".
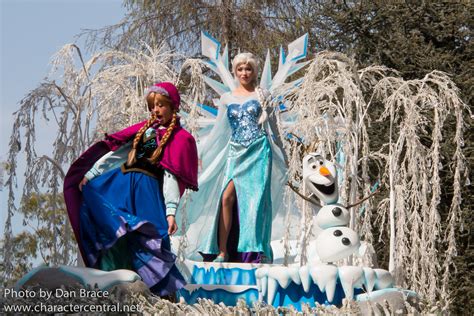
{"left": 0, "top": 193, "right": 76, "bottom": 285}
{"left": 319, "top": 1, "right": 472, "bottom": 105}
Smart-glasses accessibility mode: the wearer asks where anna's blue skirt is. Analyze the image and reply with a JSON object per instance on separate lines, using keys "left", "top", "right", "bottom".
{"left": 79, "top": 167, "right": 185, "bottom": 296}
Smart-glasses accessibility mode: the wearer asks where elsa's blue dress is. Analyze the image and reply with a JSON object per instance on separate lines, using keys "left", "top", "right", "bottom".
{"left": 179, "top": 91, "right": 288, "bottom": 262}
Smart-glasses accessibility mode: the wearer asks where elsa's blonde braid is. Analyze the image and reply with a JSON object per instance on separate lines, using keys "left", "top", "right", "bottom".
{"left": 126, "top": 114, "right": 156, "bottom": 167}
{"left": 148, "top": 113, "right": 177, "bottom": 164}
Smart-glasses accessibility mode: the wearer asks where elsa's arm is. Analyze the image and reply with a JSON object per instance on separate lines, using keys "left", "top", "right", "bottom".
{"left": 268, "top": 107, "right": 285, "bottom": 151}
{"left": 262, "top": 89, "right": 289, "bottom": 165}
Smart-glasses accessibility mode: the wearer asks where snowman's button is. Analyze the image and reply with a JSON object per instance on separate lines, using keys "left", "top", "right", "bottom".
{"left": 342, "top": 237, "right": 351, "bottom": 246}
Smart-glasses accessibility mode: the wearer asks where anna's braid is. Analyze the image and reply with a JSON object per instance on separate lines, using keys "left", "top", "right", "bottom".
{"left": 148, "top": 113, "right": 177, "bottom": 164}
{"left": 126, "top": 114, "right": 157, "bottom": 167}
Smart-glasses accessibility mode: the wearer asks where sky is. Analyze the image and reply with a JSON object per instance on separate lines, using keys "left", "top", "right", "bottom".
{"left": 0, "top": 0, "right": 126, "bottom": 235}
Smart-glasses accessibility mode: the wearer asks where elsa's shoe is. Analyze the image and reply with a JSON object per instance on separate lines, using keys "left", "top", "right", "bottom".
{"left": 213, "top": 254, "right": 228, "bottom": 263}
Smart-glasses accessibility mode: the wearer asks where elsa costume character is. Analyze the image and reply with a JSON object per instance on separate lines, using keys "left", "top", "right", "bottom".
{"left": 190, "top": 54, "right": 282, "bottom": 263}
{"left": 178, "top": 32, "right": 309, "bottom": 263}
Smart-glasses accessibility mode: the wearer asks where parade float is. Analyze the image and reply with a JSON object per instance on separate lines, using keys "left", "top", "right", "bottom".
{"left": 168, "top": 32, "right": 418, "bottom": 312}
{"left": 174, "top": 151, "right": 415, "bottom": 311}
{"left": 4, "top": 29, "right": 467, "bottom": 314}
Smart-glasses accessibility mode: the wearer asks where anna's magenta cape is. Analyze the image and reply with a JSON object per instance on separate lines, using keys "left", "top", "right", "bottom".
{"left": 63, "top": 119, "right": 198, "bottom": 257}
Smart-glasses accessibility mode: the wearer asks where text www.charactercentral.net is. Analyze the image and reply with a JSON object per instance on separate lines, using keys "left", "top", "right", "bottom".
{"left": 2, "top": 288, "right": 142, "bottom": 313}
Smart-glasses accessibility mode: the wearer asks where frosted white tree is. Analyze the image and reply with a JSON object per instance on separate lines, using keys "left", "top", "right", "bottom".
{"left": 371, "top": 71, "right": 468, "bottom": 308}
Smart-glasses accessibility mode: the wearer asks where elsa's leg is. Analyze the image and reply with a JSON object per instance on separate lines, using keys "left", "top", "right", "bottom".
{"left": 216, "top": 180, "right": 236, "bottom": 260}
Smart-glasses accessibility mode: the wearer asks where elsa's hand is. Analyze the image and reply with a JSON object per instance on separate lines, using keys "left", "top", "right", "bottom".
{"left": 258, "top": 111, "right": 268, "bottom": 125}
{"left": 256, "top": 87, "right": 269, "bottom": 125}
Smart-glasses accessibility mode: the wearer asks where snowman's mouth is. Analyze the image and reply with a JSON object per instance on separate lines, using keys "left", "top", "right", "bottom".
{"left": 313, "top": 182, "right": 336, "bottom": 195}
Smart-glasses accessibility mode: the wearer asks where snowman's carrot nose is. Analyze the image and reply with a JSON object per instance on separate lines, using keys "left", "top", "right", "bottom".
{"left": 319, "top": 166, "right": 331, "bottom": 177}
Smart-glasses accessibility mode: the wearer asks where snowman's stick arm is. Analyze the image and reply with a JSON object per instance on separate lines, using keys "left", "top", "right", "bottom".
{"left": 287, "top": 182, "right": 322, "bottom": 207}
{"left": 345, "top": 186, "right": 382, "bottom": 209}
{"left": 288, "top": 181, "right": 382, "bottom": 210}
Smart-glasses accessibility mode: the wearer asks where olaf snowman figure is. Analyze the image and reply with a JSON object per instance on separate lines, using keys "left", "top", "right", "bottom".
{"left": 255, "top": 152, "right": 397, "bottom": 306}
{"left": 302, "top": 152, "right": 394, "bottom": 301}
{"left": 302, "top": 152, "right": 361, "bottom": 264}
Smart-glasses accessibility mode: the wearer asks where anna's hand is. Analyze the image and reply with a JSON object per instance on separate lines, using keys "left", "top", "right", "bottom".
{"left": 167, "top": 215, "right": 178, "bottom": 235}
{"left": 79, "top": 177, "right": 88, "bottom": 191}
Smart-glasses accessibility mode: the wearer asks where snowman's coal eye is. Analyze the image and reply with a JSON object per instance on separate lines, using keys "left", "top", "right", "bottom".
{"left": 311, "top": 164, "right": 317, "bottom": 169}
{"left": 318, "top": 160, "right": 324, "bottom": 165}
{"left": 332, "top": 207, "right": 342, "bottom": 217}
{"left": 342, "top": 237, "right": 351, "bottom": 246}
{"left": 333, "top": 230, "right": 342, "bottom": 237}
